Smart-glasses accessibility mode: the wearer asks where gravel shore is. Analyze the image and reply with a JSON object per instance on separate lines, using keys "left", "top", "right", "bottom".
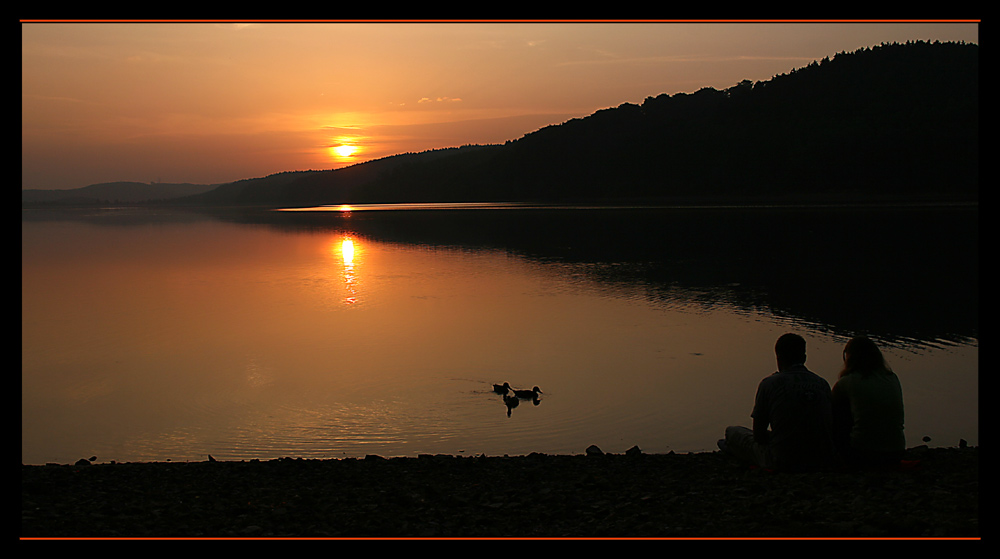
{"left": 22, "top": 444, "right": 978, "bottom": 539}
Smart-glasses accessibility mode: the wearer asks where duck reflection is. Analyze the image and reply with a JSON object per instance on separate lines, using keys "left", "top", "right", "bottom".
{"left": 503, "top": 393, "right": 519, "bottom": 417}
{"left": 499, "top": 384, "right": 542, "bottom": 417}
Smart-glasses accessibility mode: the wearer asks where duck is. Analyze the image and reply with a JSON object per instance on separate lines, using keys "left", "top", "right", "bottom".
{"left": 513, "top": 386, "right": 542, "bottom": 399}
{"left": 493, "top": 382, "right": 512, "bottom": 395}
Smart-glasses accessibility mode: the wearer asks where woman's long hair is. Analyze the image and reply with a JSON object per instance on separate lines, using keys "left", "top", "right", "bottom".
{"left": 839, "top": 336, "right": 892, "bottom": 379}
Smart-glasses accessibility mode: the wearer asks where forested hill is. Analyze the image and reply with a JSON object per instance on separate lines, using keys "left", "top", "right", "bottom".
{"left": 24, "top": 41, "right": 978, "bottom": 208}
{"left": 337, "top": 40, "right": 977, "bottom": 206}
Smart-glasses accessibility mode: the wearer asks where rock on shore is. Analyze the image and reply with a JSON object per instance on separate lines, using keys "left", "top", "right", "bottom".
{"left": 21, "top": 445, "right": 977, "bottom": 539}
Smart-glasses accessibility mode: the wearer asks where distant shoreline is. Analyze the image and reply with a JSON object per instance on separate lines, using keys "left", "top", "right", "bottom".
{"left": 275, "top": 199, "right": 980, "bottom": 212}
{"left": 21, "top": 195, "right": 980, "bottom": 212}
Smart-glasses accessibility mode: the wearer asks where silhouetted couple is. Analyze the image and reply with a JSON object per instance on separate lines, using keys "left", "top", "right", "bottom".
{"left": 720, "top": 333, "right": 905, "bottom": 472}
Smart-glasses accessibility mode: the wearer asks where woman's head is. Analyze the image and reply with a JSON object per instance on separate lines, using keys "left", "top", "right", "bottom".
{"left": 840, "top": 336, "right": 891, "bottom": 377}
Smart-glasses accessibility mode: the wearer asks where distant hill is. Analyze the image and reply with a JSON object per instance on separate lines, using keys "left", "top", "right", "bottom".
{"left": 24, "top": 41, "right": 978, "bottom": 209}
{"left": 175, "top": 147, "right": 497, "bottom": 207}
{"left": 21, "top": 181, "right": 218, "bottom": 207}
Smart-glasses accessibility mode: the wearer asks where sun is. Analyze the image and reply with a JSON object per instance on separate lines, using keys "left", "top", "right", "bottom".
{"left": 333, "top": 144, "right": 357, "bottom": 158}
{"left": 327, "top": 133, "right": 368, "bottom": 164}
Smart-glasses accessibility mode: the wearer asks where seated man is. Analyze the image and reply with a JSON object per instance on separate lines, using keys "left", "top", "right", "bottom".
{"left": 720, "top": 333, "right": 835, "bottom": 472}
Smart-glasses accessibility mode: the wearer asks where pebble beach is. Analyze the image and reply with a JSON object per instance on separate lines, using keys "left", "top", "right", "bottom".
{"left": 21, "top": 444, "right": 978, "bottom": 539}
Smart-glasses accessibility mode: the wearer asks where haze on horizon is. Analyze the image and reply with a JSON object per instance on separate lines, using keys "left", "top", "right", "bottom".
{"left": 21, "top": 20, "right": 978, "bottom": 191}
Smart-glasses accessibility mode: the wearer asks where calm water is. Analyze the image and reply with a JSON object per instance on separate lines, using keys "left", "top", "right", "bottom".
{"left": 21, "top": 204, "right": 978, "bottom": 465}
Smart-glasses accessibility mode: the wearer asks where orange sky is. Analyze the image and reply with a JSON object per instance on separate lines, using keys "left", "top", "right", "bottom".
{"left": 21, "top": 20, "right": 979, "bottom": 190}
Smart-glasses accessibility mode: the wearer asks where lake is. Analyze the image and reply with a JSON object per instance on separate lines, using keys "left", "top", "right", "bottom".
{"left": 21, "top": 203, "right": 978, "bottom": 465}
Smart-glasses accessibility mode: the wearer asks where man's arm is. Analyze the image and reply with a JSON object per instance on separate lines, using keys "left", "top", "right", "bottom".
{"left": 752, "top": 379, "right": 771, "bottom": 444}
{"left": 753, "top": 416, "right": 770, "bottom": 444}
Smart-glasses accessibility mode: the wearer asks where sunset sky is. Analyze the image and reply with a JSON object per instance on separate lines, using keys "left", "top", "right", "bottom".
{"left": 21, "top": 20, "right": 979, "bottom": 190}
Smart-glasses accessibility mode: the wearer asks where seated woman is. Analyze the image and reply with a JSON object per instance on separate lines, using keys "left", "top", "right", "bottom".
{"left": 832, "top": 336, "right": 906, "bottom": 468}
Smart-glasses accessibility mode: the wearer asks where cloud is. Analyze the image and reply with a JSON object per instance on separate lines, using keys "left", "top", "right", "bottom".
{"left": 418, "top": 97, "right": 463, "bottom": 104}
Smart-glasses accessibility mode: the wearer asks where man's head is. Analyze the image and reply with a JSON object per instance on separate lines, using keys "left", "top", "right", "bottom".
{"left": 774, "top": 333, "right": 806, "bottom": 369}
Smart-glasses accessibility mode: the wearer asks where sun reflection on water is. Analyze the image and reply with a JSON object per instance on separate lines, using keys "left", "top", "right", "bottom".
{"left": 338, "top": 237, "right": 359, "bottom": 304}
{"left": 342, "top": 238, "right": 355, "bottom": 265}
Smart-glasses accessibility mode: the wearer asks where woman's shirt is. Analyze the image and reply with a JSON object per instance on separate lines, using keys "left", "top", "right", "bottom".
{"left": 832, "top": 370, "right": 905, "bottom": 453}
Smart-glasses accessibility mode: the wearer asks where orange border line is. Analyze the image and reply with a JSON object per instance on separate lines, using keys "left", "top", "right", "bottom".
{"left": 19, "top": 19, "right": 984, "bottom": 23}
